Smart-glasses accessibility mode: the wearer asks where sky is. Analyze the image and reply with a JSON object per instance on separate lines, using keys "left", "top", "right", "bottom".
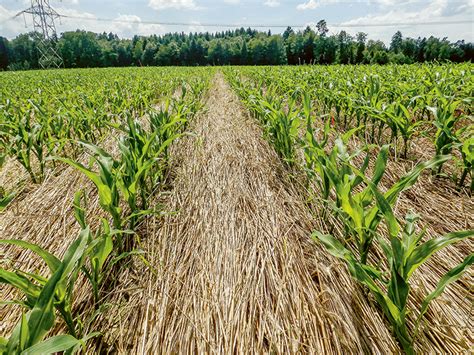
{"left": 0, "top": 0, "right": 473, "bottom": 43}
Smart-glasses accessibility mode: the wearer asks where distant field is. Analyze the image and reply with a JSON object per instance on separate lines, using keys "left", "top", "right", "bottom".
{"left": 1, "top": 64, "right": 472, "bottom": 354}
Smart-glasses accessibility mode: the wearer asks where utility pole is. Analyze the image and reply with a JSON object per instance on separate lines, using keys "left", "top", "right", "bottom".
{"left": 21, "top": 0, "right": 63, "bottom": 69}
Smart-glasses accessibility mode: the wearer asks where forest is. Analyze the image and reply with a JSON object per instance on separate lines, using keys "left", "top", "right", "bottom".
{"left": 0, "top": 20, "right": 473, "bottom": 70}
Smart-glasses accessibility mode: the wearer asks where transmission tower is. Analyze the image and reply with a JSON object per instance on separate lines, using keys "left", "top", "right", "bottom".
{"left": 22, "top": 1, "right": 63, "bottom": 69}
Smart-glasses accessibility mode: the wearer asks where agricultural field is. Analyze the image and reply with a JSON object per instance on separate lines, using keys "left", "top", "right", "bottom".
{"left": 0, "top": 64, "right": 472, "bottom": 354}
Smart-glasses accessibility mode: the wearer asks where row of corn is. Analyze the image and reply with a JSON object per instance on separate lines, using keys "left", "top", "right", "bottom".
{"left": 225, "top": 65, "right": 473, "bottom": 354}
{"left": 0, "top": 68, "right": 211, "bottom": 354}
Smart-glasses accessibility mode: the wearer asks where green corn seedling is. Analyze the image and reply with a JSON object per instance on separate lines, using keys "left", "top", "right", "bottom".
{"left": 0, "top": 113, "right": 46, "bottom": 184}
{"left": 459, "top": 136, "right": 473, "bottom": 191}
{"left": 307, "top": 130, "right": 449, "bottom": 263}
{"left": 54, "top": 142, "right": 123, "bottom": 230}
{"left": 314, "top": 197, "right": 473, "bottom": 355}
{"left": 427, "top": 95, "right": 467, "bottom": 174}
{"left": 0, "top": 226, "right": 95, "bottom": 354}
{"left": 455, "top": 125, "right": 474, "bottom": 191}
{"left": 73, "top": 191, "right": 115, "bottom": 305}
{"left": 302, "top": 92, "right": 332, "bottom": 201}
{"left": 380, "top": 101, "right": 424, "bottom": 158}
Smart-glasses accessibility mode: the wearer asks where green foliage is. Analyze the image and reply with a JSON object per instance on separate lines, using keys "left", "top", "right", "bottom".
{"left": 0, "top": 227, "right": 91, "bottom": 354}
{"left": 427, "top": 97, "right": 465, "bottom": 174}
{"left": 227, "top": 64, "right": 473, "bottom": 188}
{"left": 304, "top": 128, "right": 449, "bottom": 264}
{"left": 55, "top": 79, "right": 205, "bottom": 233}
{"left": 456, "top": 126, "right": 474, "bottom": 191}
{"left": 0, "top": 108, "right": 48, "bottom": 183}
{"left": 2, "top": 27, "right": 472, "bottom": 70}
{"left": 314, "top": 210, "right": 473, "bottom": 354}
{"left": 0, "top": 67, "right": 205, "bottom": 183}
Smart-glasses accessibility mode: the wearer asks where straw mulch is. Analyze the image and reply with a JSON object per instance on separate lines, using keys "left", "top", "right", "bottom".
{"left": 93, "top": 74, "right": 398, "bottom": 354}
{"left": 0, "top": 158, "right": 27, "bottom": 194}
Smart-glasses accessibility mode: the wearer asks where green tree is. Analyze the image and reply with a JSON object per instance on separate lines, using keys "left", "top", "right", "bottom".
{"left": 337, "top": 31, "right": 352, "bottom": 64}
{"left": 316, "top": 20, "right": 329, "bottom": 37}
{"left": 355, "top": 32, "right": 367, "bottom": 64}
{"left": 0, "top": 37, "right": 9, "bottom": 70}
{"left": 390, "top": 31, "right": 403, "bottom": 53}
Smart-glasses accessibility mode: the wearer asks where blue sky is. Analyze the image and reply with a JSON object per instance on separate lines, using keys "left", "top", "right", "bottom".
{"left": 1, "top": 0, "right": 473, "bottom": 43}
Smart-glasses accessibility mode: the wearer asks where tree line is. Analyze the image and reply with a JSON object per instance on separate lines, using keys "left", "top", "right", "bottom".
{"left": 0, "top": 20, "right": 472, "bottom": 70}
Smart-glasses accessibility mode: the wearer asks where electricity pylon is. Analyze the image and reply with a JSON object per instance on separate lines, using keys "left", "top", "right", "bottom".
{"left": 22, "top": 1, "right": 63, "bottom": 69}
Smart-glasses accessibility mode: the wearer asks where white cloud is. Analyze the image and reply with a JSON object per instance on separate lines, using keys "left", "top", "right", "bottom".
{"left": 264, "top": 0, "right": 280, "bottom": 7}
{"left": 112, "top": 14, "right": 165, "bottom": 36}
{"left": 224, "top": 0, "right": 240, "bottom": 4}
{"left": 148, "top": 0, "right": 198, "bottom": 10}
{"left": 54, "top": 9, "right": 166, "bottom": 37}
{"left": 296, "top": 0, "right": 346, "bottom": 10}
{"left": 340, "top": 0, "right": 473, "bottom": 26}
{"left": 296, "top": 0, "right": 319, "bottom": 10}
{"left": 337, "top": 0, "right": 474, "bottom": 43}
{"left": 0, "top": 3, "right": 167, "bottom": 39}
{"left": 295, "top": 0, "right": 464, "bottom": 11}
{"left": 0, "top": 5, "right": 33, "bottom": 38}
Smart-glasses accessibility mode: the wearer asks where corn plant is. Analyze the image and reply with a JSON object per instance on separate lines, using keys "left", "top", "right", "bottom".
{"left": 73, "top": 190, "right": 136, "bottom": 307}
{"left": 149, "top": 105, "right": 187, "bottom": 172}
{"left": 56, "top": 136, "right": 155, "bottom": 233}
{"left": 459, "top": 136, "right": 473, "bottom": 191}
{"left": 262, "top": 96, "right": 300, "bottom": 166}
{"left": 378, "top": 100, "right": 424, "bottom": 158}
{"left": 427, "top": 96, "right": 468, "bottom": 174}
{"left": 0, "top": 225, "right": 99, "bottom": 354}
{"left": 73, "top": 191, "right": 113, "bottom": 305}
{"left": 57, "top": 108, "right": 188, "bottom": 233}
{"left": 302, "top": 92, "right": 331, "bottom": 201}
{"left": 314, "top": 203, "right": 473, "bottom": 354}
{"left": 231, "top": 81, "right": 300, "bottom": 166}
{"left": 0, "top": 111, "right": 47, "bottom": 184}
{"left": 0, "top": 189, "right": 127, "bottom": 354}
{"left": 455, "top": 125, "right": 474, "bottom": 192}
{"left": 54, "top": 142, "right": 123, "bottom": 230}
{"left": 304, "top": 126, "right": 449, "bottom": 263}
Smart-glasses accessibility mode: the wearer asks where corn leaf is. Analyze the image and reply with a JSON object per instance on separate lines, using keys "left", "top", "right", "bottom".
{"left": 54, "top": 157, "right": 113, "bottom": 208}
{"left": 0, "top": 240, "right": 61, "bottom": 273}
{"left": 417, "top": 254, "right": 473, "bottom": 325}
{"left": 385, "top": 155, "right": 450, "bottom": 205}
{"left": 0, "top": 269, "right": 41, "bottom": 301}
{"left": 21, "top": 335, "right": 81, "bottom": 355}
{"left": 26, "top": 228, "right": 89, "bottom": 347}
{"left": 406, "top": 230, "right": 474, "bottom": 278}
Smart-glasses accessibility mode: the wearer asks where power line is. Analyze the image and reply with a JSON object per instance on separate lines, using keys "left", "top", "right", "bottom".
{"left": 58, "top": 14, "right": 473, "bottom": 29}
{"left": 3, "top": 8, "right": 472, "bottom": 30}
